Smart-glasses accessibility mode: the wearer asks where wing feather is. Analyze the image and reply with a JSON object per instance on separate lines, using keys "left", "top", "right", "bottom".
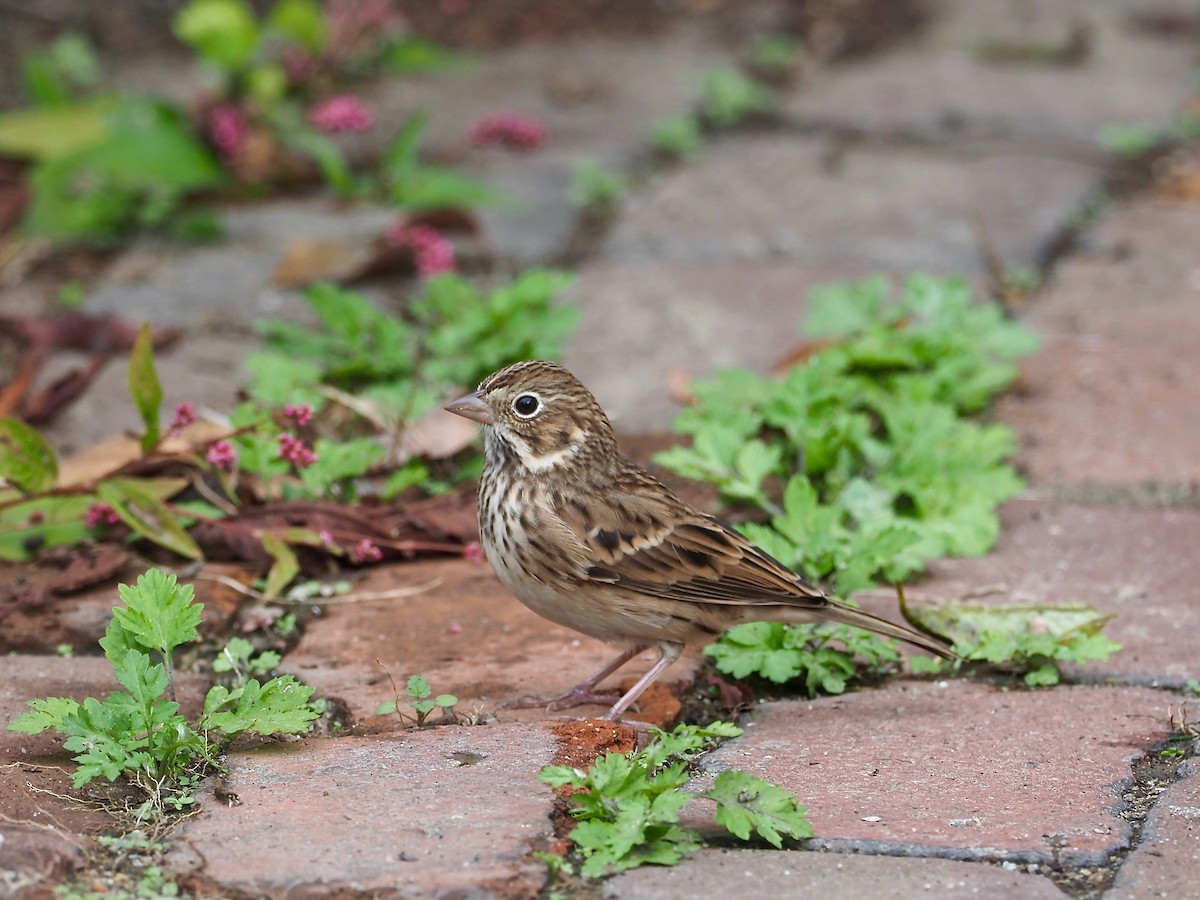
{"left": 555, "top": 475, "right": 829, "bottom": 612}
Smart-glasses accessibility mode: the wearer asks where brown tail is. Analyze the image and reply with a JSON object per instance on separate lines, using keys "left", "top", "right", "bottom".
{"left": 818, "top": 601, "right": 956, "bottom": 660}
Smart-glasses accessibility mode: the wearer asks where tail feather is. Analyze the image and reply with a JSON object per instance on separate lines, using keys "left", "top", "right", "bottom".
{"left": 817, "top": 601, "right": 956, "bottom": 660}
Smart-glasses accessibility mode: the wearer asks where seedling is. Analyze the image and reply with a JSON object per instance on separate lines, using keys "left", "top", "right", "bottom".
{"left": 375, "top": 672, "right": 458, "bottom": 727}
{"left": 648, "top": 115, "right": 702, "bottom": 161}
{"left": 569, "top": 159, "right": 627, "bottom": 210}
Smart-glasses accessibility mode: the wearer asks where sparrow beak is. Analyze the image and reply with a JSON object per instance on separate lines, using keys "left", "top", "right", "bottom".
{"left": 442, "top": 391, "right": 495, "bottom": 425}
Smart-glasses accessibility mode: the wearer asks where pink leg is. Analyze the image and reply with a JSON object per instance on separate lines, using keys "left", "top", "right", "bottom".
{"left": 504, "top": 644, "right": 649, "bottom": 711}
{"left": 601, "top": 642, "right": 683, "bottom": 722}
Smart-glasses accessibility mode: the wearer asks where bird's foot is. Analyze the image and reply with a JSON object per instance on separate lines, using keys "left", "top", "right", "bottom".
{"left": 501, "top": 686, "right": 621, "bottom": 711}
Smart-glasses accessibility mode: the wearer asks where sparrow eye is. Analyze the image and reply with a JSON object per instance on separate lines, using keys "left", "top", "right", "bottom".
{"left": 512, "top": 393, "right": 541, "bottom": 418}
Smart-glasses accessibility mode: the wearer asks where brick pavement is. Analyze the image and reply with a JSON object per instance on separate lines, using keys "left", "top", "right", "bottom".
{"left": 3, "top": 0, "right": 1200, "bottom": 897}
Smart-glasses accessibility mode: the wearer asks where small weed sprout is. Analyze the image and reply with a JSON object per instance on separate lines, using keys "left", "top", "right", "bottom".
{"left": 539, "top": 722, "right": 811, "bottom": 877}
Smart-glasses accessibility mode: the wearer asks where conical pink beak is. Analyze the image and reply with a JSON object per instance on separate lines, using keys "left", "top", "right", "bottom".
{"left": 442, "top": 391, "right": 495, "bottom": 425}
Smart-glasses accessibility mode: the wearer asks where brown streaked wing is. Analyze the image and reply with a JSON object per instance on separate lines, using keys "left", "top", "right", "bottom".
{"left": 553, "top": 471, "right": 829, "bottom": 612}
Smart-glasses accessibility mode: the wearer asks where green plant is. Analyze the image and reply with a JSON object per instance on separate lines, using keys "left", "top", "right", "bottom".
{"left": 706, "top": 619, "right": 901, "bottom": 696}
{"left": 375, "top": 674, "right": 458, "bottom": 726}
{"left": 648, "top": 115, "right": 702, "bottom": 161}
{"left": 654, "top": 275, "right": 1040, "bottom": 688}
{"left": 699, "top": 68, "right": 774, "bottom": 129}
{"left": 0, "top": 266, "right": 575, "bottom": 575}
{"left": 539, "top": 722, "right": 810, "bottom": 877}
{"left": 250, "top": 268, "right": 576, "bottom": 422}
{"left": 174, "top": 0, "right": 324, "bottom": 104}
{"left": 1098, "top": 123, "right": 1160, "bottom": 158}
{"left": 21, "top": 32, "right": 101, "bottom": 107}
{"left": 907, "top": 600, "right": 1121, "bottom": 686}
{"left": 745, "top": 33, "right": 803, "bottom": 80}
{"left": 7, "top": 570, "right": 321, "bottom": 810}
{"left": 569, "top": 159, "right": 627, "bottom": 209}
{"left": 213, "top": 636, "right": 282, "bottom": 680}
{"left": 4, "top": 97, "right": 224, "bottom": 245}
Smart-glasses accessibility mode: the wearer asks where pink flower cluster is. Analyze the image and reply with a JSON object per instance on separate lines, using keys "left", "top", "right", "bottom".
{"left": 208, "top": 104, "right": 248, "bottom": 165}
{"left": 349, "top": 538, "right": 383, "bottom": 564}
{"left": 385, "top": 223, "right": 456, "bottom": 277}
{"left": 207, "top": 440, "right": 237, "bottom": 471}
{"left": 469, "top": 112, "right": 546, "bottom": 151}
{"left": 278, "top": 433, "right": 318, "bottom": 468}
{"left": 170, "top": 402, "right": 196, "bottom": 433}
{"left": 283, "top": 403, "right": 314, "bottom": 427}
{"left": 85, "top": 502, "right": 121, "bottom": 529}
{"left": 307, "top": 94, "right": 375, "bottom": 134}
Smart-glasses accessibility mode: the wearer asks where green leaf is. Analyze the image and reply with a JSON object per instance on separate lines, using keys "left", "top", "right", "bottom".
{"left": 704, "top": 770, "right": 812, "bottom": 847}
{"left": 202, "top": 675, "right": 319, "bottom": 736}
{"left": 0, "top": 100, "right": 111, "bottom": 160}
{"left": 8, "top": 697, "right": 80, "bottom": 734}
{"left": 174, "top": 0, "right": 261, "bottom": 70}
{"left": 111, "top": 648, "right": 170, "bottom": 708}
{"left": 213, "top": 639, "right": 247, "bottom": 674}
{"left": 23, "top": 99, "right": 225, "bottom": 244}
{"left": 406, "top": 675, "right": 432, "bottom": 701}
{"left": 268, "top": 0, "right": 327, "bottom": 52}
{"left": 385, "top": 38, "right": 457, "bottom": 73}
{"left": 128, "top": 324, "right": 162, "bottom": 452}
{"left": 261, "top": 533, "right": 300, "bottom": 599}
{"left": 0, "top": 417, "right": 58, "bottom": 492}
{"left": 1024, "top": 664, "right": 1060, "bottom": 687}
{"left": 0, "top": 495, "right": 94, "bottom": 562}
{"left": 110, "top": 569, "right": 203, "bottom": 662}
{"left": 98, "top": 479, "right": 203, "bottom": 560}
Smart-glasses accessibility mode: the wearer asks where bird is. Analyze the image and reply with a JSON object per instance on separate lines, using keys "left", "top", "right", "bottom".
{"left": 443, "top": 360, "right": 954, "bottom": 723}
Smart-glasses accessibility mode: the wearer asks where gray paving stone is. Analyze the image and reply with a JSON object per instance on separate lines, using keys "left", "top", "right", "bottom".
{"left": 167, "top": 728, "right": 557, "bottom": 897}
{"left": 357, "top": 24, "right": 729, "bottom": 267}
{"left": 1108, "top": 758, "right": 1200, "bottom": 899}
{"left": 922, "top": 500, "right": 1200, "bottom": 685}
{"left": 600, "top": 135, "right": 1097, "bottom": 272}
{"left": 785, "top": 0, "right": 1200, "bottom": 145}
{"left": 699, "top": 681, "right": 1172, "bottom": 864}
{"left": 605, "top": 848, "right": 1068, "bottom": 899}
{"left": 84, "top": 199, "right": 396, "bottom": 329}
{"left": 563, "top": 260, "right": 886, "bottom": 431}
{"left": 998, "top": 200, "right": 1200, "bottom": 485}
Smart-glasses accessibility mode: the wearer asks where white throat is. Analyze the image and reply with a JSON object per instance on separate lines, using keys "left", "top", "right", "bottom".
{"left": 494, "top": 427, "right": 584, "bottom": 473}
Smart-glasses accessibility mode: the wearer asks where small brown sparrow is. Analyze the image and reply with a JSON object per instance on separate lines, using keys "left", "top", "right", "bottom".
{"left": 444, "top": 360, "right": 953, "bottom": 722}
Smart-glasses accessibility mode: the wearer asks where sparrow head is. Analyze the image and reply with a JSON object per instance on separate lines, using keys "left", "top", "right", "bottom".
{"left": 442, "top": 360, "right": 617, "bottom": 474}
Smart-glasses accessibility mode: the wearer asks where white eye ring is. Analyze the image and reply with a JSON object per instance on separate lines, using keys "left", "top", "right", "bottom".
{"left": 512, "top": 392, "right": 542, "bottom": 419}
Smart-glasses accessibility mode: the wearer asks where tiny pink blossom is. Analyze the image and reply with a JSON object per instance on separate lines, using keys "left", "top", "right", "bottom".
{"left": 307, "top": 94, "right": 375, "bottom": 134}
{"left": 469, "top": 112, "right": 546, "bottom": 151}
{"left": 447, "top": 622, "right": 462, "bottom": 634}
{"left": 206, "top": 440, "right": 237, "bottom": 471}
{"left": 170, "top": 402, "right": 196, "bottom": 432}
{"left": 85, "top": 502, "right": 121, "bottom": 529}
{"left": 349, "top": 538, "right": 383, "bottom": 564}
{"left": 283, "top": 46, "right": 318, "bottom": 84}
{"left": 463, "top": 541, "right": 486, "bottom": 565}
{"left": 385, "top": 223, "right": 456, "bottom": 278}
{"left": 283, "top": 403, "right": 314, "bottom": 427}
{"left": 318, "top": 530, "right": 335, "bottom": 547}
{"left": 208, "top": 103, "right": 248, "bottom": 165}
{"left": 278, "top": 433, "right": 318, "bottom": 468}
